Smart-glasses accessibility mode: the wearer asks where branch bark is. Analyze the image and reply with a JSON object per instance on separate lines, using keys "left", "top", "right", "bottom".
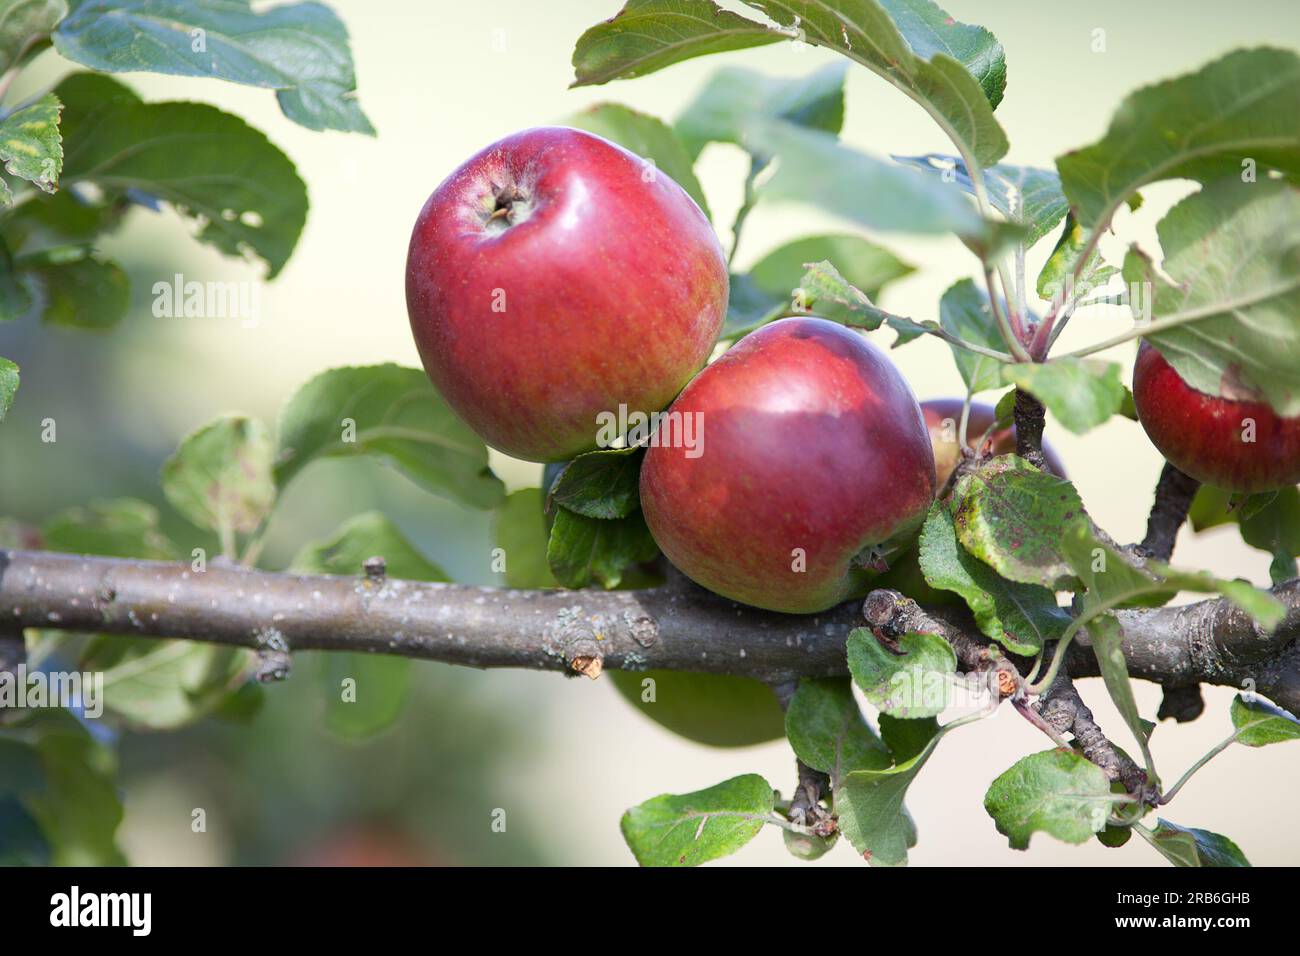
{"left": 2, "top": 550, "right": 1298, "bottom": 715}
{"left": 1012, "top": 387, "right": 1048, "bottom": 472}
{"left": 1139, "top": 463, "right": 1201, "bottom": 562}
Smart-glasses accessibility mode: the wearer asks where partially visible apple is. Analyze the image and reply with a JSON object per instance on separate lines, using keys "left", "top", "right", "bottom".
{"left": 640, "top": 318, "right": 936, "bottom": 614}
{"left": 921, "top": 398, "right": 1067, "bottom": 489}
{"left": 607, "top": 670, "right": 787, "bottom": 747}
{"left": 1132, "top": 341, "right": 1300, "bottom": 493}
{"left": 406, "top": 126, "right": 727, "bottom": 463}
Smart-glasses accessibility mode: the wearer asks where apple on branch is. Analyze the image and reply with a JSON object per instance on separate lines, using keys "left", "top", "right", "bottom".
{"left": 640, "top": 317, "right": 937, "bottom": 614}
{"left": 1133, "top": 341, "right": 1300, "bottom": 493}
{"left": 405, "top": 126, "right": 728, "bottom": 463}
{"left": 921, "top": 397, "right": 1066, "bottom": 488}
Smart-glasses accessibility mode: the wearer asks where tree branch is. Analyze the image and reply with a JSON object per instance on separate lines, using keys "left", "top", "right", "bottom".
{"left": 1139, "top": 463, "right": 1201, "bottom": 562}
{"left": 1037, "top": 670, "right": 1148, "bottom": 793}
{"left": 1, "top": 550, "right": 1297, "bottom": 715}
{"left": 1012, "top": 387, "right": 1048, "bottom": 472}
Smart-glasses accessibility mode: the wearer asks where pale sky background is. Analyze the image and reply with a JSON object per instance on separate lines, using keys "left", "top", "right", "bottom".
{"left": 7, "top": 0, "right": 1300, "bottom": 865}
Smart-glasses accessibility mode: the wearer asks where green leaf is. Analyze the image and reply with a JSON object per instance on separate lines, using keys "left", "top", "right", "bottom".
{"left": 493, "top": 488, "right": 559, "bottom": 589}
{"left": 1001, "top": 359, "right": 1125, "bottom": 435}
{"left": 675, "top": 61, "right": 847, "bottom": 161}
{"left": 878, "top": 713, "right": 938, "bottom": 764}
{"left": 1059, "top": 521, "right": 1285, "bottom": 630}
{"left": 836, "top": 744, "right": 933, "bottom": 866}
{"left": 81, "top": 635, "right": 251, "bottom": 730}
{"left": 56, "top": 71, "right": 308, "bottom": 277}
{"left": 620, "top": 773, "right": 774, "bottom": 867}
{"left": 744, "top": 0, "right": 1008, "bottom": 166}
{"left": 793, "top": 260, "right": 888, "bottom": 330}
{"left": 1035, "top": 212, "right": 1118, "bottom": 303}
{"left": 0, "top": 92, "right": 62, "bottom": 202}
{"left": 1140, "top": 819, "right": 1250, "bottom": 867}
{"left": 568, "top": 102, "right": 710, "bottom": 218}
{"left": 1124, "top": 178, "right": 1300, "bottom": 417}
{"left": 753, "top": 235, "right": 912, "bottom": 303}
{"left": 894, "top": 154, "right": 1068, "bottom": 248}
{"left": 0, "top": 355, "right": 16, "bottom": 421}
{"left": 874, "top": 0, "right": 1007, "bottom": 106}
{"left": 984, "top": 749, "right": 1114, "bottom": 850}
{"left": 42, "top": 498, "right": 177, "bottom": 559}
{"left": 1230, "top": 694, "right": 1300, "bottom": 747}
{"left": 847, "top": 627, "right": 956, "bottom": 719}
{"left": 0, "top": 253, "right": 33, "bottom": 321}
{"left": 547, "top": 447, "right": 643, "bottom": 520}
{"left": 16, "top": 711, "right": 125, "bottom": 865}
{"left": 1057, "top": 47, "right": 1300, "bottom": 228}
{"left": 570, "top": 0, "right": 780, "bottom": 88}
{"left": 784, "top": 678, "right": 890, "bottom": 788}
{"left": 291, "top": 510, "right": 446, "bottom": 581}
{"left": 2, "top": 188, "right": 130, "bottom": 252}
{"left": 1239, "top": 487, "right": 1300, "bottom": 584}
{"left": 1085, "top": 612, "right": 1156, "bottom": 778}
{"left": 917, "top": 504, "right": 1067, "bottom": 655}
{"left": 274, "top": 364, "right": 504, "bottom": 511}
{"left": 0, "top": 0, "right": 66, "bottom": 73}
{"left": 726, "top": 234, "right": 912, "bottom": 337}
{"left": 1188, "top": 484, "right": 1236, "bottom": 532}
{"left": 746, "top": 120, "right": 987, "bottom": 238}
{"left": 291, "top": 511, "right": 447, "bottom": 739}
{"left": 939, "top": 278, "right": 1007, "bottom": 393}
{"left": 161, "top": 414, "right": 276, "bottom": 542}
{"left": 952, "top": 455, "right": 1089, "bottom": 590}
{"left": 546, "top": 507, "right": 659, "bottom": 590}
{"left": 21, "top": 252, "right": 129, "bottom": 329}
{"left": 52, "top": 0, "right": 372, "bottom": 134}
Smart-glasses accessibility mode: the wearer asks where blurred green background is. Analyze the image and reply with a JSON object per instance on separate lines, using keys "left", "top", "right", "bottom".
{"left": 2, "top": 0, "right": 1298, "bottom": 865}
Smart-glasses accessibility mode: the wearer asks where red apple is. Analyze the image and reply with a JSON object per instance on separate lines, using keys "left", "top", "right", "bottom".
{"left": 921, "top": 398, "right": 1067, "bottom": 489}
{"left": 1133, "top": 341, "right": 1300, "bottom": 492}
{"left": 640, "top": 318, "right": 937, "bottom": 614}
{"left": 406, "top": 127, "right": 727, "bottom": 463}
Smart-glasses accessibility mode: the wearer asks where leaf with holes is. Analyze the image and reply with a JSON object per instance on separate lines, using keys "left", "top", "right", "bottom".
{"left": 56, "top": 72, "right": 307, "bottom": 277}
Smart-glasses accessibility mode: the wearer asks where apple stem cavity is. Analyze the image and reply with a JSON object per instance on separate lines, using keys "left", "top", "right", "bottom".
{"left": 482, "top": 182, "right": 533, "bottom": 235}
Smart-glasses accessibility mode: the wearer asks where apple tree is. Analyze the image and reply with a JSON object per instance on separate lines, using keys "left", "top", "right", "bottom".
{"left": 2, "top": 0, "right": 1300, "bottom": 867}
